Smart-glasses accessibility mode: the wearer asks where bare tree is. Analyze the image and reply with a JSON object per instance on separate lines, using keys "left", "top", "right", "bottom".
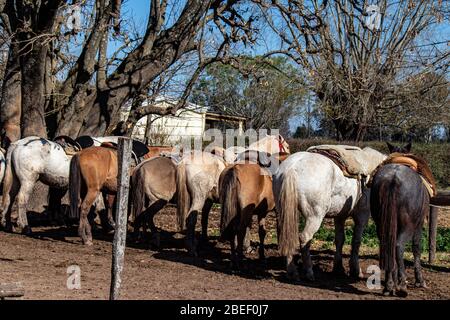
{"left": 0, "top": 0, "right": 257, "bottom": 146}
{"left": 255, "top": 0, "right": 449, "bottom": 141}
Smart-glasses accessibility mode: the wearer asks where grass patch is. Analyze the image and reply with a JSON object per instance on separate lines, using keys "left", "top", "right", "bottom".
{"left": 313, "top": 221, "right": 450, "bottom": 253}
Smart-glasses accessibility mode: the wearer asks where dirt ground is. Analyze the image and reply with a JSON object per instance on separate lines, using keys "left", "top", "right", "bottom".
{"left": 0, "top": 206, "right": 449, "bottom": 300}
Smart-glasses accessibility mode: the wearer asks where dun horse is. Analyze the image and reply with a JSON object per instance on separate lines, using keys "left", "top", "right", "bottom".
{"left": 370, "top": 142, "right": 432, "bottom": 297}
{"left": 274, "top": 146, "right": 386, "bottom": 281}
{"left": 130, "top": 156, "right": 178, "bottom": 246}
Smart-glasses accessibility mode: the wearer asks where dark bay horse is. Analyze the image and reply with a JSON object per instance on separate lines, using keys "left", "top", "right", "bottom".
{"left": 370, "top": 142, "right": 431, "bottom": 297}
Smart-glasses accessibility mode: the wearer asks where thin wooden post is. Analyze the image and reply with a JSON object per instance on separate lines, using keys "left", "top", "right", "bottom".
{"left": 428, "top": 205, "right": 438, "bottom": 264}
{"left": 110, "top": 137, "right": 132, "bottom": 300}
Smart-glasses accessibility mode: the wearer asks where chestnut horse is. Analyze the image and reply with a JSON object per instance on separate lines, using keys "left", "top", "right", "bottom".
{"left": 370, "top": 142, "right": 430, "bottom": 297}
{"left": 219, "top": 153, "right": 290, "bottom": 268}
{"left": 69, "top": 142, "right": 148, "bottom": 245}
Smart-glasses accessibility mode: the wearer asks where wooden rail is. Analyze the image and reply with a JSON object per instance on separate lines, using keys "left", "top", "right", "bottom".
{"left": 429, "top": 190, "right": 450, "bottom": 264}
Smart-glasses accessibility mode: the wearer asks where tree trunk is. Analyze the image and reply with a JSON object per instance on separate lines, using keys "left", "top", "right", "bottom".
{"left": 0, "top": 44, "right": 22, "bottom": 147}
{"left": 19, "top": 44, "right": 49, "bottom": 138}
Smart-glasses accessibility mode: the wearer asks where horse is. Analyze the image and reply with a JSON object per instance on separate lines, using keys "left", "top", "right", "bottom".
{"left": 143, "top": 146, "right": 177, "bottom": 160}
{"left": 219, "top": 154, "right": 287, "bottom": 268}
{"left": 176, "top": 150, "right": 227, "bottom": 255}
{"left": 0, "top": 136, "right": 122, "bottom": 234}
{"left": 69, "top": 141, "right": 148, "bottom": 245}
{"left": 370, "top": 142, "right": 430, "bottom": 297}
{"left": 273, "top": 146, "right": 386, "bottom": 281}
{"left": 176, "top": 134, "right": 290, "bottom": 256}
{"left": 247, "top": 133, "right": 290, "bottom": 154}
{"left": 130, "top": 156, "right": 177, "bottom": 246}
{"left": 0, "top": 136, "right": 83, "bottom": 233}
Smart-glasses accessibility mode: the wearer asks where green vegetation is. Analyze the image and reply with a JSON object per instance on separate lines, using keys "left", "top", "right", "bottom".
{"left": 313, "top": 221, "right": 450, "bottom": 253}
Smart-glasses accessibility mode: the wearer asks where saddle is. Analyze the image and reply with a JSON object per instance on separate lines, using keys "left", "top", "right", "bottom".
{"left": 374, "top": 153, "right": 437, "bottom": 197}
{"left": 307, "top": 145, "right": 370, "bottom": 180}
{"left": 53, "top": 135, "right": 81, "bottom": 155}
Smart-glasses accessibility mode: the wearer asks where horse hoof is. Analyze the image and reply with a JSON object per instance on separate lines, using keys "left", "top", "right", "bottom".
{"left": 396, "top": 288, "right": 408, "bottom": 298}
{"left": 415, "top": 281, "right": 428, "bottom": 289}
{"left": 304, "top": 270, "right": 315, "bottom": 282}
{"left": 349, "top": 266, "right": 364, "bottom": 279}
{"left": 332, "top": 265, "right": 347, "bottom": 277}
{"left": 287, "top": 272, "right": 300, "bottom": 283}
{"left": 383, "top": 289, "right": 394, "bottom": 297}
{"left": 83, "top": 240, "right": 94, "bottom": 246}
{"left": 21, "top": 226, "right": 32, "bottom": 235}
{"left": 151, "top": 233, "right": 161, "bottom": 249}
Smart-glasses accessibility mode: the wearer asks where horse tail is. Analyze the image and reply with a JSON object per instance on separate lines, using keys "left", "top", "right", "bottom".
{"left": 69, "top": 154, "right": 81, "bottom": 219}
{"left": 130, "top": 169, "right": 145, "bottom": 226}
{"left": 277, "top": 168, "right": 300, "bottom": 257}
{"left": 219, "top": 167, "right": 239, "bottom": 240}
{"left": 176, "top": 162, "right": 189, "bottom": 231}
{"left": 379, "top": 181, "right": 397, "bottom": 271}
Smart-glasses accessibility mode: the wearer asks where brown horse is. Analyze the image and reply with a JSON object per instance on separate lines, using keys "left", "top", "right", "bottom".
{"left": 219, "top": 153, "right": 289, "bottom": 268}
{"left": 130, "top": 156, "right": 177, "bottom": 246}
{"left": 69, "top": 146, "right": 121, "bottom": 245}
{"left": 143, "top": 146, "right": 177, "bottom": 159}
{"left": 219, "top": 163, "right": 274, "bottom": 268}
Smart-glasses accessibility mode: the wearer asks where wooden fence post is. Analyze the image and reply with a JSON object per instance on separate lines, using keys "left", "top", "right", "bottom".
{"left": 110, "top": 137, "right": 132, "bottom": 300}
{"left": 428, "top": 206, "right": 438, "bottom": 264}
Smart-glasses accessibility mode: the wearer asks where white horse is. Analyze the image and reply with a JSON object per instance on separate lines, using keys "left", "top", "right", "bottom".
{"left": 177, "top": 134, "right": 290, "bottom": 255}
{"left": 248, "top": 134, "right": 290, "bottom": 154}
{"left": 273, "top": 146, "right": 386, "bottom": 281}
{"left": 0, "top": 136, "right": 119, "bottom": 233}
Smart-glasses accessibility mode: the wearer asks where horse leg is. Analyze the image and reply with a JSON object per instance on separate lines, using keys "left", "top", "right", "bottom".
{"left": 200, "top": 198, "right": 213, "bottom": 243}
{"left": 286, "top": 254, "right": 299, "bottom": 281}
{"left": 412, "top": 226, "right": 426, "bottom": 288}
{"left": 1, "top": 175, "right": 20, "bottom": 231}
{"left": 395, "top": 232, "right": 409, "bottom": 297}
{"left": 48, "top": 187, "right": 67, "bottom": 226}
{"left": 99, "top": 192, "right": 115, "bottom": 234}
{"left": 79, "top": 190, "right": 99, "bottom": 246}
{"left": 147, "top": 200, "right": 167, "bottom": 248}
{"left": 16, "top": 181, "right": 36, "bottom": 234}
{"left": 350, "top": 208, "right": 370, "bottom": 278}
{"left": 235, "top": 209, "right": 253, "bottom": 270}
{"left": 299, "top": 216, "right": 323, "bottom": 281}
{"left": 185, "top": 193, "right": 207, "bottom": 256}
{"left": 257, "top": 214, "right": 267, "bottom": 262}
{"left": 332, "top": 217, "right": 346, "bottom": 276}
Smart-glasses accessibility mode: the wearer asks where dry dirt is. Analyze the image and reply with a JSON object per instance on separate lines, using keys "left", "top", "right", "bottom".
{"left": 0, "top": 206, "right": 449, "bottom": 300}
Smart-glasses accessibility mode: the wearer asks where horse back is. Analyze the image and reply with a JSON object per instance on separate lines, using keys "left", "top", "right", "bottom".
{"left": 78, "top": 146, "right": 118, "bottom": 191}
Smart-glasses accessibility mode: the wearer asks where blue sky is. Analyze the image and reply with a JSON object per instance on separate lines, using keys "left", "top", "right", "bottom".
{"left": 108, "top": 1, "right": 449, "bottom": 132}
